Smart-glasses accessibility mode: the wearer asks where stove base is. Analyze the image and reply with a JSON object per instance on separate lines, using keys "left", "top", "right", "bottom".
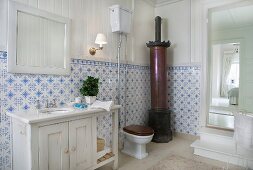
{"left": 148, "top": 109, "right": 173, "bottom": 143}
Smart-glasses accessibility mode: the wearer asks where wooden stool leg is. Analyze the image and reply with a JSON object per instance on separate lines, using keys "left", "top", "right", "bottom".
{"left": 112, "top": 111, "right": 119, "bottom": 170}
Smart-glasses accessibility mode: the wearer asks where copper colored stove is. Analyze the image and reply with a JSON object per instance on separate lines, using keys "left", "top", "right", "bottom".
{"left": 146, "top": 16, "right": 172, "bottom": 143}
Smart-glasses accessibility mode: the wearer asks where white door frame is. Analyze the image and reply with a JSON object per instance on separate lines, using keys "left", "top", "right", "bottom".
{"left": 190, "top": 0, "right": 253, "bottom": 129}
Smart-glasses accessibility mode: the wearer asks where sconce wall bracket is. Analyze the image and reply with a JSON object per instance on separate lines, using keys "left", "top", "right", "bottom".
{"left": 89, "top": 47, "right": 103, "bottom": 55}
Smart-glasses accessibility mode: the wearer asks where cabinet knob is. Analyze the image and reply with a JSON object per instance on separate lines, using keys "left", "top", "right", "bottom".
{"left": 71, "top": 146, "right": 76, "bottom": 152}
{"left": 64, "top": 148, "right": 69, "bottom": 154}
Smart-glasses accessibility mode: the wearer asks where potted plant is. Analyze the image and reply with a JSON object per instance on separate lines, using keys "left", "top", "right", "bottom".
{"left": 80, "top": 76, "right": 99, "bottom": 104}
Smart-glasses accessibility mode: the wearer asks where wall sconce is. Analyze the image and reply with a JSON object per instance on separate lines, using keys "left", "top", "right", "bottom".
{"left": 89, "top": 33, "right": 107, "bottom": 55}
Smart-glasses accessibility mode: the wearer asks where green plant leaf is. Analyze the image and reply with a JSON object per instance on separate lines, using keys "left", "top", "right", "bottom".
{"left": 80, "top": 76, "right": 99, "bottom": 96}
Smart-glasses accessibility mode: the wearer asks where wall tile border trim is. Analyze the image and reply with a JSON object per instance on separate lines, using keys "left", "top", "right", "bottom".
{"left": 1, "top": 51, "right": 200, "bottom": 71}
{"left": 0, "top": 51, "right": 150, "bottom": 70}
{"left": 72, "top": 59, "right": 150, "bottom": 70}
{"left": 168, "top": 66, "right": 201, "bottom": 70}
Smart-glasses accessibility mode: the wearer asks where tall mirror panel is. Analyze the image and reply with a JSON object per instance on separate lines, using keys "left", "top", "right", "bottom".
{"left": 208, "top": 4, "right": 253, "bottom": 129}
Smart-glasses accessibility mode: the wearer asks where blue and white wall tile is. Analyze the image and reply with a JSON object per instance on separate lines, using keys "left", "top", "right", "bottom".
{"left": 0, "top": 51, "right": 150, "bottom": 170}
{"left": 167, "top": 66, "right": 201, "bottom": 135}
{"left": 126, "top": 67, "right": 151, "bottom": 126}
{"left": 0, "top": 50, "right": 201, "bottom": 169}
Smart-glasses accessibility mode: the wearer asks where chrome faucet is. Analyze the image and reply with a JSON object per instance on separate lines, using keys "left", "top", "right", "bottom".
{"left": 45, "top": 99, "right": 57, "bottom": 108}
{"left": 35, "top": 100, "right": 41, "bottom": 110}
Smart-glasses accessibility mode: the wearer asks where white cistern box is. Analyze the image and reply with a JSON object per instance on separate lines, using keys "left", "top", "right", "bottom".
{"left": 109, "top": 5, "right": 132, "bottom": 34}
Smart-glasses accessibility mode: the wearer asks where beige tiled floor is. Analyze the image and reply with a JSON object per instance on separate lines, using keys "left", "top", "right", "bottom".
{"left": 98, "top": 135, "right": 243, "bottom": 170}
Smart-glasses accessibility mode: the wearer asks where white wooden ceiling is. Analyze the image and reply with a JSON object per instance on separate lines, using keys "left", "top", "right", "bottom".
{"left": 211, "top": 5, "right": 253, "bottom": 31}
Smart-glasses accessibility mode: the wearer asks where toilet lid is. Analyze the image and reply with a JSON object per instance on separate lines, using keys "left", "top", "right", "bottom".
{"left": 123, "top": 125, "right": 154, "bottom": 136}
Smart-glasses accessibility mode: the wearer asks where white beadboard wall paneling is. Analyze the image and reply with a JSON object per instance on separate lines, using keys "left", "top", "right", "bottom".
{"left": 1, "top": 0, "right": 70, "bottom": 52}
{"left": 12, "top": 0, "right": 70, "bottom": 16}
{"left": 144, "top": 0, "right": 156, "bottom": 7}
{"left": 0, "top": 0, "right": 8, "bottom": 51}
{"left": 144, "top": 0, "right": 184, "bottom": 7}
{"left": 28, "top": 0, "right": 38, "bottom": 8}
{"left": 13, "top": 0, "right": 28, "bottom": 4}
{"left": 15, "top": 0, "right": 38, "bottom": 7}
{"left": 2, "top": 0, "right": 153, "bottom": 65}
{"left": 155, "top": 0, "right": 192, "bottom": 66}
{"left": 69, "top": 0, "right": 87, "bottom": 59}
{"left": 86, "top": 0, "right": 104, "bottom": 59}
{"left": 132, "top": 0, "right": 154, "bottom": 66}
{"left": 155, "top": 0, "right": 184, "bottom": 7}
{"left": 81, "top": 0, "right": 134, "bottom": 63}
{"left": 39, "top": 0, "right": 58, "bottom": 16}
{"left": 16, "top": 11, "right": 66, "bottom": 68}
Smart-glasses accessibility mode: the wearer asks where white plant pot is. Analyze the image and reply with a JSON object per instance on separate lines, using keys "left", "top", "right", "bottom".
{"left": 85, "top": 96, "right": 96, "bottom": 104}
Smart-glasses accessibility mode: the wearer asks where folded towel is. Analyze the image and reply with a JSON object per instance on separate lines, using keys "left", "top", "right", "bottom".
{"left": 89, "top": 100, "right": 114, "bottom": 112}
{"left": 73, "top": 103, "right": 88, "bottom": 109}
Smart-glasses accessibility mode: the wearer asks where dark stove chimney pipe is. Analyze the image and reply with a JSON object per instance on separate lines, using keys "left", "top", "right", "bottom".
{"left": 155, "top": 16, "right": 162, "bottom": 42}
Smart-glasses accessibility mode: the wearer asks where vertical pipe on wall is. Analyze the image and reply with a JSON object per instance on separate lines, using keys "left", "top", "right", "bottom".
{"left": 124, "top": 34, "right": 128, "bottom": 127}
{"left": 117, "top": 33, "right": 123, "bottom": 105}
{"left": 117, "top": 33, "right": 123, "bottom": 129}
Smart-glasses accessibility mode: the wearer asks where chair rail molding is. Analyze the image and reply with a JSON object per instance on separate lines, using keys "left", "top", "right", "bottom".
{"left": 190, "top": 0, "right": 253, "bottom": 128}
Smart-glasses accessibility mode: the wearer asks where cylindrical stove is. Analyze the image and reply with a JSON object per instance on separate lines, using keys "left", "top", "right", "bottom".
{"left": 146, "top": 16, "right": 172, "bottom": 143}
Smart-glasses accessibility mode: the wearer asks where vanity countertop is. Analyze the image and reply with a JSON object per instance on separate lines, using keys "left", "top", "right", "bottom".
{"left": 6, "top": 105, "right": 121, "bottom": 124}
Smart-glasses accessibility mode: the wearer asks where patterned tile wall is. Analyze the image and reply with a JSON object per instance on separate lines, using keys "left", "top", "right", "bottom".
{"left": 0, "top": 51, "right": 201, "bottom": 169}
{"left": 0, "top": 51, "right": 150, "bottom": 170}
{"left": 167, "top": 66, "right": 201, "bottom": 135}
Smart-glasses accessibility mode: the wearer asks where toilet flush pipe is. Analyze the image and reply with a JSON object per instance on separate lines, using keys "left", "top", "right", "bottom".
{"left": 117, "top": 33, "right": 123, "bottom": 105}
{"left": 117, "top": 33, "right": 129, "bottom": 129}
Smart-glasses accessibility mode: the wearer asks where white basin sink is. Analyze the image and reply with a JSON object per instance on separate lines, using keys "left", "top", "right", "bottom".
{"left": 39, "top": 108, "right": 74, "bottom": 114}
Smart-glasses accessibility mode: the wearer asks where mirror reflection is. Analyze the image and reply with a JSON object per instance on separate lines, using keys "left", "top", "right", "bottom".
{"left": 211, "top": 43, "right": 240, "bottom": 107}
{"left": 208, "top": 3, "right": 253, "bottom": 129}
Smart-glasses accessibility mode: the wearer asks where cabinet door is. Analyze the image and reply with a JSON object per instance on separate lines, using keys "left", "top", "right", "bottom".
{"left": 69, "top": 118, "right": 93, "bottom": 170}
{"left": 39, "top": 122, "right": 69, "bottom": 170}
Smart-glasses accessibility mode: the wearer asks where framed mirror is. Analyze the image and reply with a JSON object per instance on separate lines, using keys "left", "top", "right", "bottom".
{"left": 8, "top": 1, "right": 70, "bottom": 75}
{"left": 207, "top": 2, "right": 253, "bottom": 129}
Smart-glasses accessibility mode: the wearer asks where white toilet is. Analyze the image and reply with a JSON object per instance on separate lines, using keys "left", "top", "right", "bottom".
{"left": 122, "top": 125, "right": 154, "bottom": 159}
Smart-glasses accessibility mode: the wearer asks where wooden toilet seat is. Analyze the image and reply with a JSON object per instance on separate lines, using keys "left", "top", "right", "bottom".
{"left": 123, "top": 125, "right": 154, "bottom": 136}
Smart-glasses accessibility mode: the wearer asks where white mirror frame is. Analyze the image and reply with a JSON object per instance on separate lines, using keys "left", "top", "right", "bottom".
{"left": 8, "top": 0, "right": 71, "bottom": 75}
{"left": 190, "top": 0, "right": 253, "bottom": 128}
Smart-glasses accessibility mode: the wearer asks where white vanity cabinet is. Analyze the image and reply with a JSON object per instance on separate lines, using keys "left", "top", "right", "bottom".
{"left": 7, "top": 106, "right": 120, "bottom": 170}
{"left": 69, "top": 118, "right": 93, "bottom": 170}
{"left": 39, "top": 122, "right": 70, "bottom": 170}
{"left": 39, "top": 118, "right": 93, "bottom": 170}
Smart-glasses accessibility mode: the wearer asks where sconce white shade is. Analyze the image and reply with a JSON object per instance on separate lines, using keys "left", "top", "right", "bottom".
{"left": 95, "top": 33, "right": 107, "bottom": 47}
{"left": 89, "top": 33, "right": 107, "bottom": 55}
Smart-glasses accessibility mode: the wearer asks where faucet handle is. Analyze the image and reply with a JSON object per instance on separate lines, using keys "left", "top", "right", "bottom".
{"left": 45, "top": 99, "right": 49, "bottom": 108}
{"left": 53, "top": 99, "right": 57, "bottom": 107}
